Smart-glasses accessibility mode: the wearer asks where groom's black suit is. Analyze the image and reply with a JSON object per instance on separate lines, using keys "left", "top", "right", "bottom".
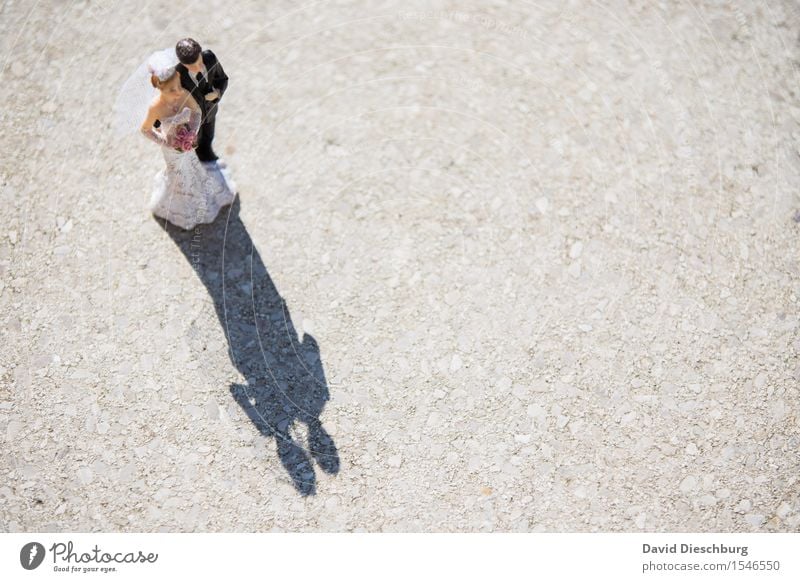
{"left": 176, "top": 50, "right": 228, "bottom": 162}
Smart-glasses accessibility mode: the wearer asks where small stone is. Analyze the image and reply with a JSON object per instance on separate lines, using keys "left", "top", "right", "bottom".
{"left": 204, "top": 398, "right": 219, "bottom": 420}
{"left": 10, "top": 61, "right": 26, "bottom": 77}
{"left": 77, "top": 467, "right": 93, "bottom": 485}
{"left": 527, "top": 404, "right": 546, "bottom": 425}
{"left": 118, "top": 462, "right": 136, "bottom": 483}
{"left": 776, "top": 502, "right": 792, "bottom": 518}
{"left": 573, "top": 485, "right": 588, "bottom": 499}
{"left": 568, "top": 262, "right": 581, "bottom": 278}
{"left": 735, "top": 499, "right": 752, "bottom": 513}
{"left": 635, "top": 513, "right": 646, "bottom": 528}
{"left": 770, "top": 399, "right": 787, "bottom": 421}
{"left": 679, "top": 475, "right": 697, "bottom": 492}
{"left": 6, "top": 420, "right": 23, "bottom": 440}
{"left": 91, "top": 459, "right": 109, "bottom": 477}
{"left": 535, "top": 197, "right": 549, "bottom": 214}
{"left": 8, "top": 231, "right": 17, "bottom": 244}
{"left": 686, "top": 443, "right": 698, "bottom": 455}
{"left": 496, "top": 377, "right": 512, "bottom": 392}
{"left": 450, "top": 354, "right": 462, "bottom": 372}
{"left": 387, "top": 455, "right": 402, "bottom": 468}
{"left": 744, "top": 514, "right": 764, "bottom": 527}
{"left": 569, "top": 241, "right": 583, "bottom": 259}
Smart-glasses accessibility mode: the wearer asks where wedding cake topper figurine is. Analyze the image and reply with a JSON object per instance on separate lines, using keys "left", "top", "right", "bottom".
{"left": 113, "top": 39, "right": 235, "bottom": 230}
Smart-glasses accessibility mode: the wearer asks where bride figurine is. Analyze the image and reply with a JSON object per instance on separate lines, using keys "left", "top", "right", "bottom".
{"left": 114, "top": 48, "right": 235, "bottom": 230}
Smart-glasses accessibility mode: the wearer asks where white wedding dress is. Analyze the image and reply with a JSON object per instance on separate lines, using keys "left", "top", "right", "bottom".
{"left": 149, "top": 106, "right": 235, "bottom": 230}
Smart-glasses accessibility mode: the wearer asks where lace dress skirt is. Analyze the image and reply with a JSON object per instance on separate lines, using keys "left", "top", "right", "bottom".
{"left": 150, "top": 147, "right": 236, "bottom": 230}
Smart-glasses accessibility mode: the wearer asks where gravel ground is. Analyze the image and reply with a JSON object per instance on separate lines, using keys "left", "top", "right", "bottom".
{"left": 1, "top": 0, "right": 799, "bottom": 532}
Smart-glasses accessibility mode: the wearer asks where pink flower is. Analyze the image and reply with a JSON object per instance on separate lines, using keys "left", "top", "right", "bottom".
{"left": 170, "top": 124, "right": 196, "bottom": 152}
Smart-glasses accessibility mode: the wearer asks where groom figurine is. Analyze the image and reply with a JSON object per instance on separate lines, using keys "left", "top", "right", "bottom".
{"left": 175, "top": 38, "right": 228, "bottom": 162}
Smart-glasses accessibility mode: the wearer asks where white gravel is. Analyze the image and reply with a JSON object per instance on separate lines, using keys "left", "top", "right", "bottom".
{"left": 1, "top": 0, "right": 799, "bottom": 532}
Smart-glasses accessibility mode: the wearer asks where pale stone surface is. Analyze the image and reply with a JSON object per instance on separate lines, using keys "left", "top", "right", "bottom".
{"left": 1, "top": 0, "right": 798, "bottom": 532}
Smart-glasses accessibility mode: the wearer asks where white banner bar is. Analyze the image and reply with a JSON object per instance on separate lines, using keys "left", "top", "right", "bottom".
{"left": 2, "top": 533, "right": 797, "bottom": 581}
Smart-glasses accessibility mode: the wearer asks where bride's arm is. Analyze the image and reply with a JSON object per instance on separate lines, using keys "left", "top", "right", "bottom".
{"left": 140, "top": 104, "right": 167, "bottom": 146}
{"left": 188, "top": 108, "right": 201, "bottom": 135}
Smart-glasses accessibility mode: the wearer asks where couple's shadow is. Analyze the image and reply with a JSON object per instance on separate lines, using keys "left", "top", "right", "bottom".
{"left": 156, "top": 196, "right": 339, "bottom": 496}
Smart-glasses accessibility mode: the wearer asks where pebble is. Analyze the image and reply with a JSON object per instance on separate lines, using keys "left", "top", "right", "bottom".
{"left": 496, "top": 377, "right": 512, "bottom": 392}
{"left": 535, "top": 197, "right": 549, "bottom": 214}
{"left": 6, "top": 420, "right": 23, "bottom": 440}
{"left": 511, "top": 384, "right": 527, "bottom": 398}
{"left": 635, "top": 513, "right": 646, "bottom": 528}
{"left": 569, "top": 241, "right": 583, "bottom": 259}
{"left": 744, "top": 514, "right": 764, "bottom": 527}
{"left": 527, "top": 404, "right": 546, "bottom": 424}
{"left": 698, "top": 494, "right": 717, "bottom": 506}
{"left": 205, "top": 398, "right": 219, "bottom": 420}
{"left": 77, "top": 467, "right": 93, "bottom": 485}
{"left": 679, "top": 475, "right": 697, "bottom": 492}
{"left": 10, "top": 61, "right": 26, "bottom": 77}
{"left": 118, "top": 462, "right": 136, "bottom": 483}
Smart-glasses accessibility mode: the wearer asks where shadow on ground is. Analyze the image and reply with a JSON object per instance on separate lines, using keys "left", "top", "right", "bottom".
{"left": 156, "top": 196, "right": 339, "bottom": 496}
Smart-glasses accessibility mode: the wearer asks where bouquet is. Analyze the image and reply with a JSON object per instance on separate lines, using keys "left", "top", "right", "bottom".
{"left": 170, "top": 123, "right": 197, "bottom": 152}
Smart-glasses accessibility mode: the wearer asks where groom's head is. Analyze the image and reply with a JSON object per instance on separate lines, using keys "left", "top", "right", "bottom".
{"left": 176, "top": 38, "right": 202, "bottom": 66}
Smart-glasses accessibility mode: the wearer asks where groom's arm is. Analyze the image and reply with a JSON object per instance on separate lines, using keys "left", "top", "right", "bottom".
{"left": 206, "top": 50, "right": 228, "bottom": 100}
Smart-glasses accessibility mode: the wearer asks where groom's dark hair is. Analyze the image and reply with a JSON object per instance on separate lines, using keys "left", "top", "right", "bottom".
{"left": 176, "top": 38, "right": 202, "bottom": 64}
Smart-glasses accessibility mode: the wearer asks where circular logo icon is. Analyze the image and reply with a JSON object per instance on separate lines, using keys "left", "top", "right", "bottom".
{"left": 20, "top": 542, "right": 45, "bottom": 570}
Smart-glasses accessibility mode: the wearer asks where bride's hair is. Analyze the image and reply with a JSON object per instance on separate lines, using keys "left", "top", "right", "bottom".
{"left": 150, "top": 69, "right": 178, "bottom": 89}
{"left": 147, "top": 48, "right": 178, "bottom": 88}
